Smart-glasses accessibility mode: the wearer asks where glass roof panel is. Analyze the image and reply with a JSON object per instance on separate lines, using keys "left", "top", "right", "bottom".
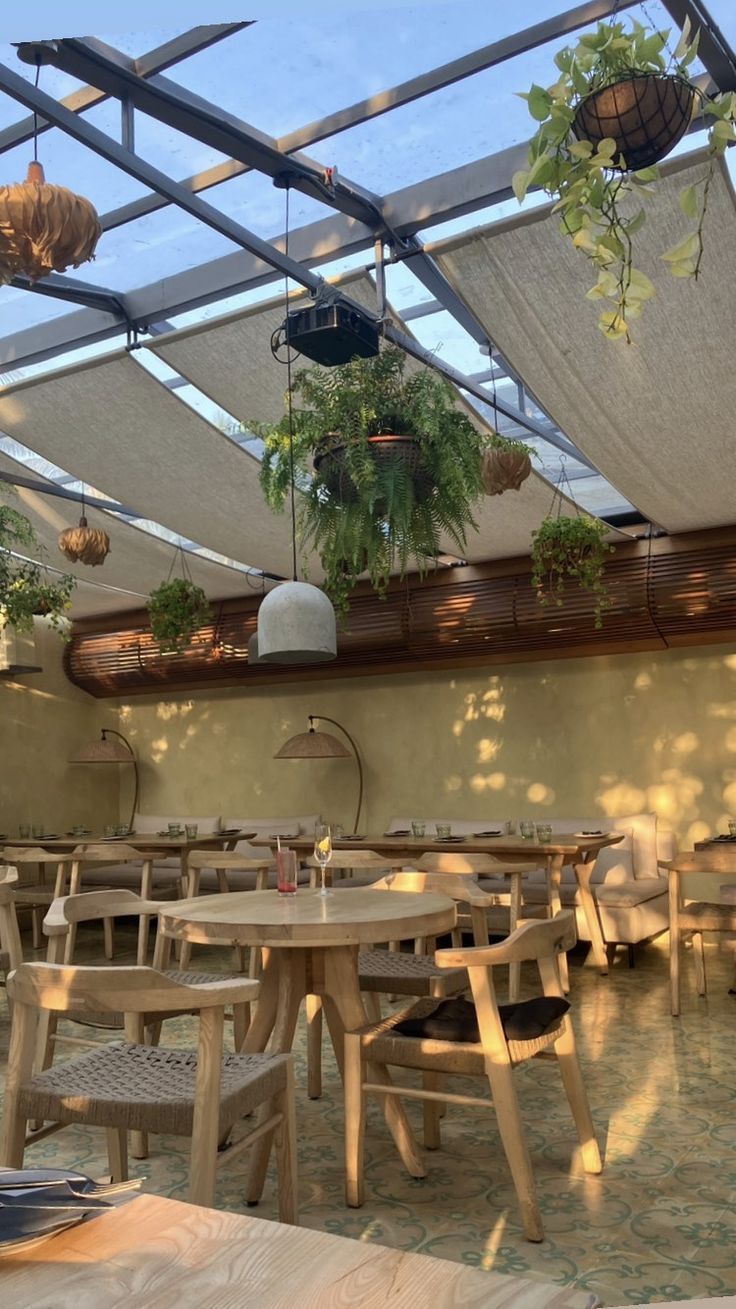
{"left": 0, "top": 127, "right": 148, "bottom": 209}
{"left": 0, "top": 54, "right": 86, "bottom": 130}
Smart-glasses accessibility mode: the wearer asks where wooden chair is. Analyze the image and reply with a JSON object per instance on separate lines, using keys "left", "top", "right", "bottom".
{"left": 0, "top": 867, "right": 23, "bottom": 1006}
{"left": 1, "top": 847, "right": 74, "bottom": 949}
{"left": 64, "top": 843, "right": 180, "bottom": 963}
{"left": 305, "top": 849, "right": 410, "bottom": 889}
{"left": 663, "top": 849, "right": 736, "bottom": 1016}
{"left": 1, "top": 961, "right": 298, "bottom": 1219}
{"left": 344, "top": 911, "right": 601, "bottom": 1242}
{"left": 182, "top": 851, "right": 277, "bottom": 972}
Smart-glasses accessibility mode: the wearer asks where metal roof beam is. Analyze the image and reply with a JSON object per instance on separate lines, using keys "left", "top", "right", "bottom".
{"left": 9, "top": 272, "right": 132, "bottom": 319}
{"left": 0, "top": 468, "right": 136, "bottom": 515}
{"left": 0, "top": 25, "right": 246, "bottom": 156}
{"left": 659, "top": 0, "right": 736, "bottom": 90}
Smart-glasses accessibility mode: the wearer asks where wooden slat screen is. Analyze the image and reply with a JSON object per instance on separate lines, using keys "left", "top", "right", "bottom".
{"left": 64, "top": 529, "right": 736, "bottom": 697}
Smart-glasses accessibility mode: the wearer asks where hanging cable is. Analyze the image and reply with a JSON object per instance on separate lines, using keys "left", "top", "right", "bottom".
{"left": 283, "top": 182, "right": 299, "bottom": 583}
{"left": 32, "top": 56, "right": 40, "bottom": 163}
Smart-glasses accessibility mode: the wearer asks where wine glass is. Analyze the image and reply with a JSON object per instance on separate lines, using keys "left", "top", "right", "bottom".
{"left": 314, "top": 821, "right": 333, "bottom": 897}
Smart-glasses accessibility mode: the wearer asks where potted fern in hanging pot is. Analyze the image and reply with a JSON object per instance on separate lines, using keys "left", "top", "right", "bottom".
{"left": 531, "top": 512, "right": 614, "bottom": 629}
{"left": 513, "top": 16, "right": 736, "bottom": 340}
{"left": 0, "top": 497, "right": 75, "bottom": 636}
{"left": 255, "top": 346, "right": 488, "bottom": 611}
{"left": 148, "top": 571, "right": 210, "bottom": 655}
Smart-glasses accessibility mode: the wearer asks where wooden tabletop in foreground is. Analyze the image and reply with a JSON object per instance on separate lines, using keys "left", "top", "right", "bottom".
{"left": 0, "top": 1192, "right": 599, "bottom": 1309}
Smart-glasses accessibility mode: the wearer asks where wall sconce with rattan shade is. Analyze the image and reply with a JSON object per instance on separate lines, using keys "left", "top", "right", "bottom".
{"left": 69, "top": 728, "right": 139, "bottom": 834}
{"left": 274, "top": 714, "right": 364, "bottom": 833}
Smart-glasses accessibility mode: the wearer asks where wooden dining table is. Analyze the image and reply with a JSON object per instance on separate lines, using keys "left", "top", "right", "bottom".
{"left": 157, "top": 886, "right": 456, "bottom": 1206}
{"left": 256, "top": 832, "right": 623, "bottom": 980}
{"left": 0, "top": 1191, "right": 599, "bottom": 1308}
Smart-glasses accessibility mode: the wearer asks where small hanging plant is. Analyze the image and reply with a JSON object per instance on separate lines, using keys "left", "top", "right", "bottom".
{"left": 481, "top": 434, "right": 535, "bottom": 496}
{"left": 513, "top": 17, "right": 736, "bottom": 340}
{"left": 148, "top": 575, "right": 210, "bottom": 654}
{"left": 531, "top": 513, "right": 614, "bottom": 628}
{"left": 0, "top": 496, "right": 75, "bottom": 636}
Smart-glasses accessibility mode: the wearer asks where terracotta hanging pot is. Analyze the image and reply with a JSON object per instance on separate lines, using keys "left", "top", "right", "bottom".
{"left": 58, "top": 516, "right": 110, "bottom": 567}
{"left": 0, "top": 160, "right": 101, "bottom": 284}
{"left": 573, "top": 73, "right": 696, "bottom": 172}
{"left": 481, "top": 447, "right": 532, "bottom": 496}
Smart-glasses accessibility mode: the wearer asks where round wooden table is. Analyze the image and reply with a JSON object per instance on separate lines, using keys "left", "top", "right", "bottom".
{"left": 158, "top": 887, "right": 456, "bottom": 1203}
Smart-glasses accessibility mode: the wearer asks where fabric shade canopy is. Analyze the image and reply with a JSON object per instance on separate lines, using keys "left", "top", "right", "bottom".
{"left": 433, "top": 150, "right": 736, "bottom": 534}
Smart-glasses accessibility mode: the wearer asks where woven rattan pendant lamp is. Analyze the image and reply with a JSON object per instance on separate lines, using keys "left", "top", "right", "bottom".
{"left": 0, "top": 50, "right": 101, "bottom": 285}
{"left": 58, "top": 486, "right": 110, "bottom": 567}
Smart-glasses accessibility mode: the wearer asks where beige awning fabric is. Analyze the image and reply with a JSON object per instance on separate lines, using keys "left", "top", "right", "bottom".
{"left": 0, "top": 352, "right": 300, "bottom": 576}
{"left": 0, "top": 450, "right": 252, "bottom": 618}
{"left": 433, "top": 150, "right": 736, "bottom": 534}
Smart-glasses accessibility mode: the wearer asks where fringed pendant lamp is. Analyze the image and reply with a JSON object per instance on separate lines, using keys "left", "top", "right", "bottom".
{"left": 256, "top": 180, "right": 337, "bottom": 665}
{"left": 58, "top": 487, "right": 110, "bottom": 567}
{"left": 0, "top": 54, "right": 101, "bottom": 286}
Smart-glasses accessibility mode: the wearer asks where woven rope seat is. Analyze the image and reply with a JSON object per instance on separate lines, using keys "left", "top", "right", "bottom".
{"left": 18, "top": 1043, "right": 290, "bottom": 1134}
{"left": 357, "top": 949, "right": 467, "bottom": 996}
{"left": 359, "top": 997, "right": 567, "bottom": 1071}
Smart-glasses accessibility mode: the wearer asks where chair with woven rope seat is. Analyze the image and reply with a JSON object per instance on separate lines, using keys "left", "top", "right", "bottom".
{"left": 305, "top": 848, "right": 411, "bottom": 889}
{"left": 663, "top": 849, "right": 736, "bottom": 1016}
{"left": 344, "top": 911, "right": 601, "bottom": 1243}
{"left": 64, "top": 844, "right": 182, "bottom": 965}
{"left": 1, "top": 847, "right": 74, "bottom": 949}
{"left": 182, "top": 851, "right": 282, "bottom": 972}
{"left": 0, "top": 961, "right": 297, "bottom": 1218}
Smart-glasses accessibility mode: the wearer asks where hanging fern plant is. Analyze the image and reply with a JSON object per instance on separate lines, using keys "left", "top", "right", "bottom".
{"left": 531, "top": 513, "right": 613, "bottom": 628}
{"left": 255, "top": 346, "right": 488, "bottom": 611}
{"left": 0, "top": 497, "right": 75, "bottom": 635}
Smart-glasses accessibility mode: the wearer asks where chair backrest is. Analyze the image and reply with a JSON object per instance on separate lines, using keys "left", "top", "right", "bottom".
{"left": 369, "top": 868, "right": 497, "bottom": 908}
{"left": 0, "top": 866, "right": 23, "bottom": 972}
{"left": 2, "top": 847, "right": 72, "bottom": 865}
{"left": 7, "top": 961, "right": 258, "bottom": 1016}
{"left": 187, "top": 850, "right": 275, "bottom": 872}
{"left": 436, "top": 911, "right": 576, "bottom": 973}
{"left": 70, "top": 843, "right": 152, "bottom": 865}
{"left": 44, "top": 890, "right": 167, "bottom": 938}
{"left": 664, "top": 849, "right": 736, "bottom": 876}
{"left": 305, "top": 849, "right": 408, "bottom": 872}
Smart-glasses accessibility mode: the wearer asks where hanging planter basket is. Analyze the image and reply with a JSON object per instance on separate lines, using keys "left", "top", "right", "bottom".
{"left": 0, "top": 161, "right": 101, "bottom": 285}
{"left": 572, "top": 72, "right": 696, "bottom": 172}
{"left": 314, "top": 429, "right": 435, "bottom": 502}
{"left": 58, "top": 516, "right": 110, "bottom": 567}
{"left": 481, "top": 447, "right": 532, "bottom": 496}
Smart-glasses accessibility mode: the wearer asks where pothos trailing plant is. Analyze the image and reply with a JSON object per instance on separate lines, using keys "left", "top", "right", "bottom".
{"left": 147, "top": 576, "right": 210, "bottom": 654}
{"left": 0, "top": 496, "right": 75, "bottom": 635}
{"left": 513, "top": 17, "right": 736, "bottom": 340}
{"left": 531, "top": 512, "right": 614, "bottom": 629}
{"left": 255, "top": 346, "right": 488, "bottom": 612}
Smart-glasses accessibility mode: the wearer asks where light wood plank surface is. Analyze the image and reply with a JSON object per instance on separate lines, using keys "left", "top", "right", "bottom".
{"left": 0, "top": 1192, "right": 599, "bottom": 1308}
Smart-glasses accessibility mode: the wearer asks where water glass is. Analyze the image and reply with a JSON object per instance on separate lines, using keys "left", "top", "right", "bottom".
{"left": 168, "top": 822, "right": 182, "bottom": 837}
{"left": 32, "top": 823, "right": 45, "bottom": 840}
{"left": 436, "top": 822, "right": 452, "bottom": 839}
{"left": 72, "top": 825, "right": 86, "bottom": 837}
{"left": 411, "top": 820, "right": 426, "bottom": 838}
{"left": 19, "top": 824, "right": 30, "bottom": 839}
{"left": 536, "top": 823, "right": 553, "bottom": 844}
{"left": 104, "top": 824, "right": 117, "bottom": 838}
{"left": 505, "top": 819, "right": 518, "bottom": 836}
{"left": 115, "top": 824, "right": 128, "bottom": 837}
{"left": 332, "top": 823, "right": 344, "bottom": 841}
{"left": 185, "top": 823, "right": 199, "bottom": 839}
{"left": 314, "top": 821, "right": 333, "bottom": 897}
{"left": 276, "top": 848, "right": 298, "bottom": 896}
{"left": 520, "top": 820, "right": 535, "bottom": 840}
{"left": 729, "top": 820, "right": 736, "bottom": 838}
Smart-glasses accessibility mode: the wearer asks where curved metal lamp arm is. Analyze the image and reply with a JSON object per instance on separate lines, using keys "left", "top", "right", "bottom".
{"left": 309, "top": 714, "right": 363, "bottom": 834}
{"left": 102, "top": 728, "right": 140, "bottom": 834}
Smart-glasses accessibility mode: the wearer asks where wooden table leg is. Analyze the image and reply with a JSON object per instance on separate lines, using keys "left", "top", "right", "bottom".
{"left": 241, "top": 948, "right": 280, "bottom": 1054}
{"left": 669, "top": 868, "right": 680, "bottom": 1017}
{"left": 546, "top": 854, "right": 570, "bottom": 993}
{"left": 245, "top": 949, "right": 306, "bottom": 1205}
{"left": 323, "top": 945, "right": 425, "bottom": 1182}
{"left": 508, "top": 871, "right": 522, "bottom": 1002}
{"left": 572, "top": 855, "right": 608, "bottom": 975}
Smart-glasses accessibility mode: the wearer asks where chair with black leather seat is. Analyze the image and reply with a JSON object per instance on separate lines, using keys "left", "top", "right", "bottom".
{"left": 344, "top": 911, "right": 600, "bottom": 1242}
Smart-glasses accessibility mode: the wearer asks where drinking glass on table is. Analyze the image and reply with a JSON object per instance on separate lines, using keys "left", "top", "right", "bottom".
{"left": 314, "top": 821, "right": 333, "bottom": 897}
{"left": 520, "top": 820, "right": 535, "bottom": 840}
{"left": 276, "top": 848, "right": 298, "bottom": 896}
{"left": 185, "top": 823, "right": 198, "bottom": 840}
{"left": 536, "top": 823, "right": 553, "bottom": 843}
{"left": 505, "top": 819, "right": 518, "bottom": 836}
{"left": 18, "top": 824, "right": 30, "bottom": 839}
{"left": 411, "top": 820, "right": 426, "bottom": 838}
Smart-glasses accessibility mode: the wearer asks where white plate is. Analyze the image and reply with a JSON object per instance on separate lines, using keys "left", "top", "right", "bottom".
{"left": 574, "top": 831, "right": 609, "bottom": 839}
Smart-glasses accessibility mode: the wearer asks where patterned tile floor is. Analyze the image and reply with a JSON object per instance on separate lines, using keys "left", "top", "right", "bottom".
{"left": 1, "top": 928, "right": 735, "bottom": 1305}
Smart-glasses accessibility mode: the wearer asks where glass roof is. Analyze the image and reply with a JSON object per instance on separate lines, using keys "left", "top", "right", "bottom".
{"left": 0, "top": 0, "right": 734, "bottom": 554}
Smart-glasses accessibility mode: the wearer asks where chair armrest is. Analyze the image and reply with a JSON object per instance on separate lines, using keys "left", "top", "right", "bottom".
{"left": 435, "top": 911, "right": 576, "bottom": 968}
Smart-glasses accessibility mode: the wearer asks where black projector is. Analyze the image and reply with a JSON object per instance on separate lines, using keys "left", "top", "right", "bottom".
{"left": 284, "top": 301, "right": 380, "bottom": 366}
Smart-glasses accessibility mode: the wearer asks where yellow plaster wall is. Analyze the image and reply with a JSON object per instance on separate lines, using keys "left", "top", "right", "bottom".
{"left": 0, "top": 622, "right": 119, "bottom": 836}
{"left": 117, "top": 642, "right": 736, "bottom": 860}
